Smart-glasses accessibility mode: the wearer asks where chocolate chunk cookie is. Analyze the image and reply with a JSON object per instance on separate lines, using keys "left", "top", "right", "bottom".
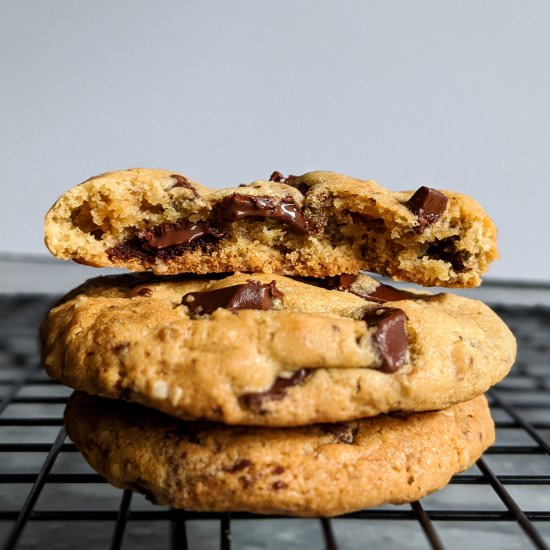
{"left": 64, "top": 392, "right": 495, "bottom": 517}
{"left": 42, "top": 272, "right": 516, "bottom": 426}
{"left": 44, "top": 168, "right": 498, "bottom": 287}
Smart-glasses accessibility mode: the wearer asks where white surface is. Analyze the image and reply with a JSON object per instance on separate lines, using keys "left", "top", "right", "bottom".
{"left": 0, "top": 1, "right": 549, "bottom": 281}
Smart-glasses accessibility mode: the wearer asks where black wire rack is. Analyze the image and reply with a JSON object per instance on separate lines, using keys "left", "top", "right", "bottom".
{"left": 0, "top": 294, "right": 549, "bottom": 550}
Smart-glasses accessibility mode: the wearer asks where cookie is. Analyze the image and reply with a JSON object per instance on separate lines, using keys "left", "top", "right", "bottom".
{"left": 42, "top": 272, "right": 516, "bottom": 426}
{"left": 44, "top": 168, "right": 498, "bottom": 287}
{"left": 65, "top": 391, "right": 494, "bottom": 517}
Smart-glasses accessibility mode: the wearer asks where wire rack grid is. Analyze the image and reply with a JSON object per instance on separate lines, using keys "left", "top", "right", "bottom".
{"left": 0, "top": 294, "right": 549, "bottom": 550}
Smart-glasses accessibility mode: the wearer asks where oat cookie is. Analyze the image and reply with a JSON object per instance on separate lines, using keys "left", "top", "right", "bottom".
{"left": 65, "top": 392, "right": 494, "bottom": 517}
{"left": 44, "top": 168, "right": 498, "bottom": 287}
{"left": 42, "top": 272, "right": 516, "bottom": 426}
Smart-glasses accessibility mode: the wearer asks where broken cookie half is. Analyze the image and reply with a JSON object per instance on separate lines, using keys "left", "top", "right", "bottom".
{"left": 44, "top": 168, "right": 498, "bottom": 287}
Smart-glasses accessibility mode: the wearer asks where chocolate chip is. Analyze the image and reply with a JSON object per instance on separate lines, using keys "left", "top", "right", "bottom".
{"left": 323, "top": 274, "right": 358, "bottom": 290}
{"left": 321, "top": 423, "right": 359, "bottom": 444}
{"left": 138, "top": 222, "right": 222, "bottom": 250}
{"left": 137, "top": 287, "right": 152, "bottom": 297}
{"left": 269, "top": 171, "right": 311, "bottom": 196}
{"left": 171, "top": 174, "right": 189, "bottom": 187}
{"left": 426, "top": 236, "right": 470, "bottom": 272}
{"left": 269, "top": 171, "right": 285, "bottom": 183}
{"left": 361, "top": 307, "right": 408, "bottom": 373}
{"left": 215, "top": 194, "right": 308, "bottom": 234}
{"left": 182, "top": 280, "right": 284, "bottom": 316}
{"left": 351, "top": 213, "right": 386, "bottom": 233}
{"left": 321, "top": 275, "right": 418, "bottom": 304}
{"left": 361, "top": 283, "right": 419, "bottom": 303}
{"left": 171, "top": 174, "right": 199, "bottom": 197}
{"left": 241, "top": 369, "right": 313, "bottom": 413}
{"left": 272, "top": 465, "right": 285, "bottom": 475}
{"left": 268, "top": 170, "right": 296, "bottom": 186}
{"left": 225, "top": 459, "right": 252, "bottom": 473}
{"left": 406, "top": 186, "right": 448, "bottom": 233}
{"left": 272, "top": 481, "right": 288, "bottom": 491}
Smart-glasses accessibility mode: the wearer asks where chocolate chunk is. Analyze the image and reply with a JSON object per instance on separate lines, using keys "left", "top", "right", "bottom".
{"left": 225, "top": 459, "right": 252, "bottom": 473}
{"left": 268, "top": 170, "right": 296, "bottom": 186}
{"left": 272, "top": 481, "right": 288, "bottom": 490}
{"left": 426, "top": 236, "right": 470, "bottom": 272}
{"left": 107, "top": 230, "right": 220, "bottom": 261}
{"left": 216, "top": 194, "right": 308, "bottom": 233}
{"left": 182, "top": 280, "right": 284, "bottom": 316}
{"left": 171, "top": 174, "right": 199, "bottom": 197}
{"left": 351, "top": 213, "right": 386, "bottom": 233}
{"left": 138, "top": 222, "right": 222, "bottom": 250}
{"left": 322, "top": 275, "right": 418, "bottom": 303}
{"left": 321, "top": 423, "right": 359, "bottom": 444}
{"left": 171, "top": 174, "right": 189, "bottom": 188}
{"left": 406, "top": 186, "right": 448, "bottom": 233}
{"left": 269, "top": 171, "right": 286, "bottom": 183}
{"left": 269, "top": 171, "right": 311, "bottom": 195}
{"left": 241, "top": 369, "right": 313, "bottom": 413}
{"left": 361, "top": 307, "right": 408, "bottom": 373}
{"left": 272, "top": 465, "right": 285, "bottom": 475}
{"left": 137, "top": 287, "right": 152, "bottom": 297}
{"left": 323, "top": 274, "right": 358, "bottom": 290}
{"left": 363, "top": 284, "right": 420, "bottom": 303}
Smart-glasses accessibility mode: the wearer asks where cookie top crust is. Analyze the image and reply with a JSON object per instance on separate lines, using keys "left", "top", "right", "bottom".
{"left": 65, "top": 392, "right": 495, "bottom": 517}
{"left": 44, "top": 168, "right": 498, "bottom": 287}
{"left": 42, "top": 272, "right": 516, "bottom": 426}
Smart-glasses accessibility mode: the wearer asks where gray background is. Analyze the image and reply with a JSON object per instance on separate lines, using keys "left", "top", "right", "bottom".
{"left": 1, "top": 0, "right": 548, "bottom": 282}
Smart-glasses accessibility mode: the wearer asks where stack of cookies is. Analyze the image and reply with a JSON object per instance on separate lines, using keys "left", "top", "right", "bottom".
{"left": 41, "top": 169, "right": 516, "bottom": 516}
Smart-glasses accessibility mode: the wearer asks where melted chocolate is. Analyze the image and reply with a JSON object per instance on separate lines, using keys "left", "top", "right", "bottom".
{"left": 241, "top": 369, "right": 313, "bottom": 413}
{"left": 107, "top": 222, "right": 223, "bottom": 261}
{"left": 406, "top": 186, "right": 448, "bottom": 233}
{"left": 359, "top": 283, "right": 419, "bottom": 303}
{"left": 171, "top": 174, "right": 199, "bottom": 197}
{"left": 361, "top": 307, "right": 408, "bottom": 373}
{"left": 426, "top": 236, "right": 470, "bottom": 272}
{"left": 323, "top": 274, "right": 358, "bottom": 290}
{"left": 269, "top": 171, "right": 309, "bottom": 195}
{"left": 216, "top": 193, "right": 308, "bottom": 233}
{"left": 269, "top": 171, "right": 286, "bottom": 183}
{"left": 182, "top": 280, "right": 284, "bottom": 316}
{"left": 322, "top": 275, "right": 419, "bottom": 303}
{"left": 138, "top": 222, "right": 222, "bottom": 249}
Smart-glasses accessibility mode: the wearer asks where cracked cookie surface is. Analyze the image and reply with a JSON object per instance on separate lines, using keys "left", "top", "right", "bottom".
{"left": 65, "top": 392, "right": 494, "bottom": 517}
{"left": 42, "top": 272, "right": 516, "bottom": 426}
{"left": 44, "top": 168, "right": 498, "bottom": 287}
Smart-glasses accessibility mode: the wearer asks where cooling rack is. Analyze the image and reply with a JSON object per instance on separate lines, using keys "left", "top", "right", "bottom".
{"left": 0, "top": 294, "right": 548, "bottom": 549}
